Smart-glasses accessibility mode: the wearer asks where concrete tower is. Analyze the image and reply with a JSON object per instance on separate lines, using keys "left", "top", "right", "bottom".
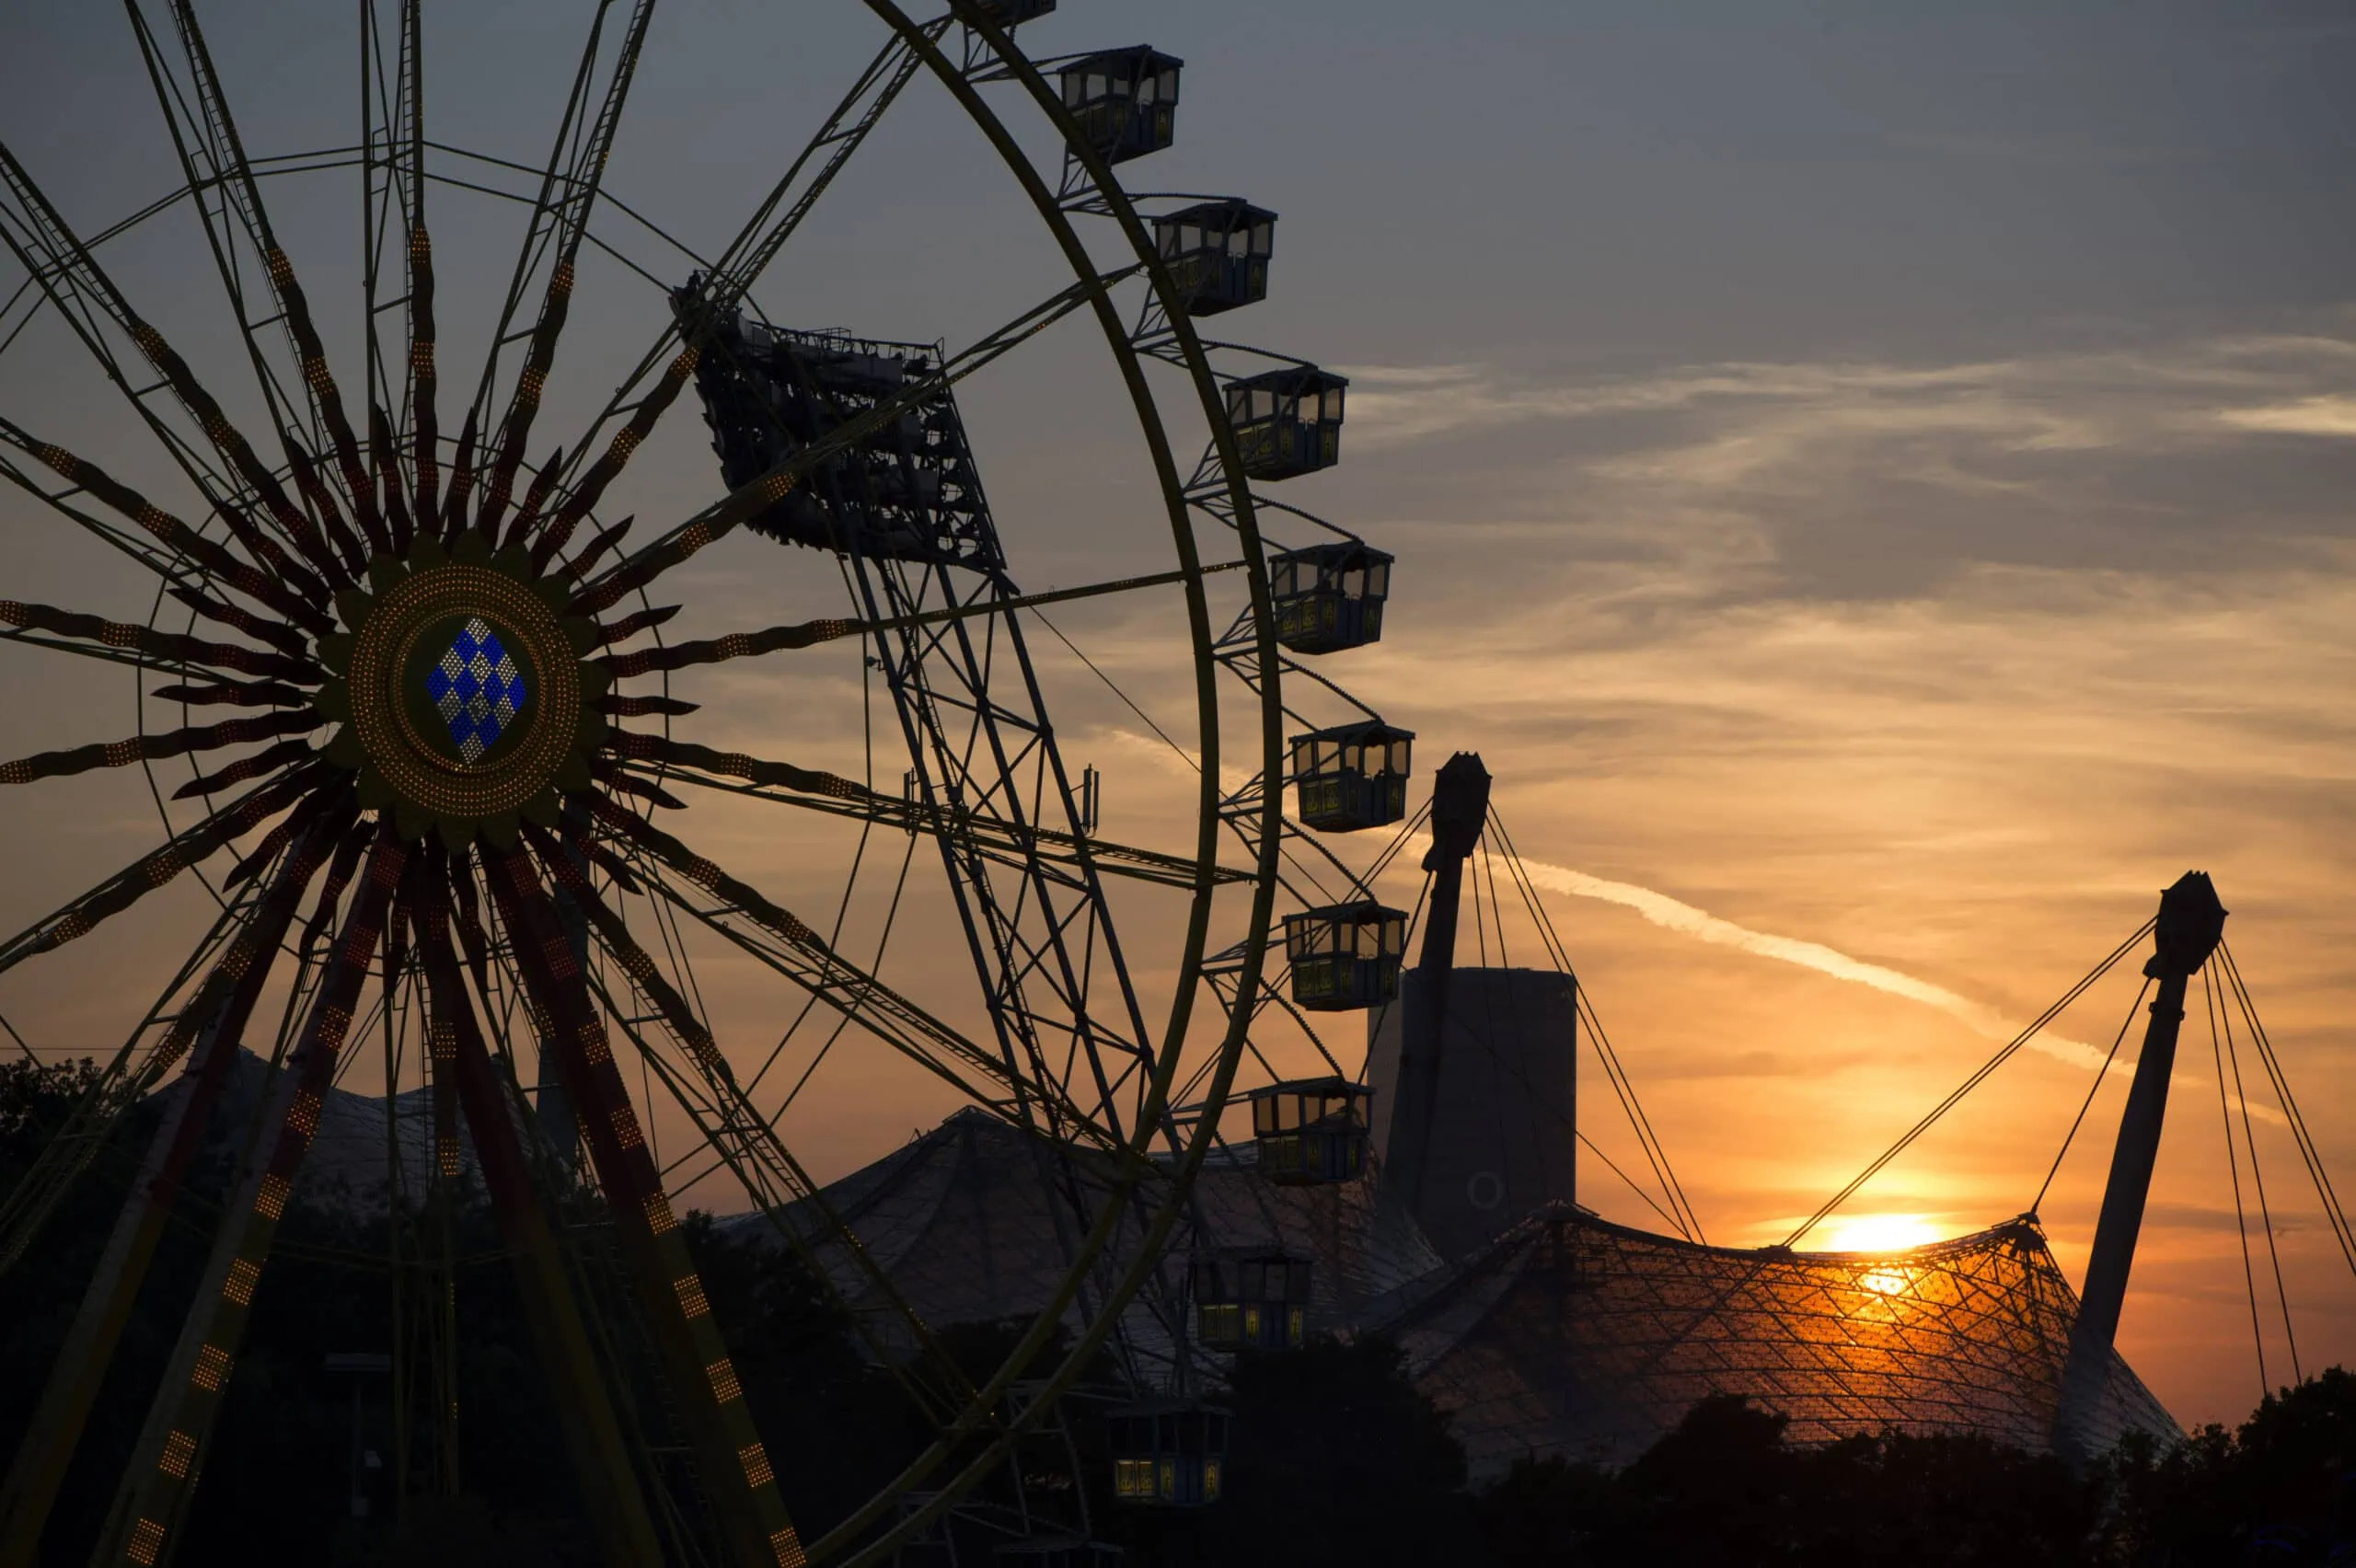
{"left": 1367, "top": 754, "right": 1578, "bottom": 1261}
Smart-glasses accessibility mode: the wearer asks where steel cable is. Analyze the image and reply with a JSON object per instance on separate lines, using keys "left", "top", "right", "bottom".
{"left": 2220, "top": 942, "right": 2353, "bottom": 1309}
{"left": 2221, "top": 940, "right": 2356, "bottom": 1284}
{"left": 1484, "top": 807, "right": 1704, "bottom": 1241}
{"left": 2206, "top": 962, "right": 2273, "bottom": 1394}
{"left": 1785, "top": 916, "right": 2156, "bottom": 1250}
{"left": 2029, "top": 973, "right": 2150, "bottom": 1216}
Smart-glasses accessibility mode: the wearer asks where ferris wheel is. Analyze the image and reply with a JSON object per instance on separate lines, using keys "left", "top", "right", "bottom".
{"left": 0, "top": 2, "right": 1418, "bottom": 1564}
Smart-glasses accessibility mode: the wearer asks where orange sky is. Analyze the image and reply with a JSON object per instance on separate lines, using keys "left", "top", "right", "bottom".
{"left": 2, "top": 1, "right": 2352, "bottom": 1439}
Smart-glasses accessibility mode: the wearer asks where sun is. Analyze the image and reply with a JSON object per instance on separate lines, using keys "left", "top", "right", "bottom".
{"left": 1818, "top": 1213, "right": 1945, "bottom": 1254}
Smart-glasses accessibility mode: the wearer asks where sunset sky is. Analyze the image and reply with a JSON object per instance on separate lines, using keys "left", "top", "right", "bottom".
{"left": 2, "top": 0, "right": 2352, "bottom": 1435}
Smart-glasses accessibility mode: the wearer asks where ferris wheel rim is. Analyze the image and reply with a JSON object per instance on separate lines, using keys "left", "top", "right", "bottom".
{"left": 806, "top": 3, "right": 1293, "bottom": 1557}
{"left": 0, "top": 1, "right": 1353, "bottom": 1560}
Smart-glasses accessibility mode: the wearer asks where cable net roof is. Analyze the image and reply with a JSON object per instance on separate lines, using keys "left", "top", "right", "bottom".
{"left": 1368, "top": 1204, "right": 2180, "bottom": 1473}
{"left": 754, "top": 1113, "right": 2178, "bottom": 1473}
{"left": 762, "top": 1108, "right": 1440, "bottom": 1360}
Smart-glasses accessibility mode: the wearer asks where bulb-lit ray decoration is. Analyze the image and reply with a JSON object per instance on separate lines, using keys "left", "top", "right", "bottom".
{"left": 0, "top": 0, "right": 1451, "bottom": 1559}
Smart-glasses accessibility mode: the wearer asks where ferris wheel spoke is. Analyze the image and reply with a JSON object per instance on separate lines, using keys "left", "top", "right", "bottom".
{"left": 119, "top": 3, "right": 332, "bottom": 496}
{"left": 0, "top": 140, "right": 347, "bottom": 581}
{"left": 466, "top": 0, "right": 657, "bottom": 544}
{"left": 597, "top": 559, "right": 1248, "bottom": 686}
{"left": 0, "top": 760, "right": 324, "bottom": 983}
{"left": 0, "top": 444, "right": 205, "bottom": 588}
{"left": 358, "top": 0, "right": 434, "bottom": 506}
{"left": 549, "top": 513, "right": 636, "bottom": 587}
{"left": 147, "top": 675, "right": 313, "bottom": 709}
{"left": 0, "top": 806, "right": 349, "bottom": 1558}
{"left": 0, "top": 710, "right": 315, "bottom": 790}
{"left": 0, "top": 421, "right": 334, "bottom": 634}
{"left": 476, "top": 841, "right": 810, "bottom": 1568}
{"left": 171, "top": 737, "right": 319, "bottom": 802}
{"left": 0, "top": 627, "right": 248, "bottom": 686}
{"left": 549, "top": 904, "right": 983, "bottom": 1431}
{"left": 433, "top": 406, "right": 480, "bottom": 539}
{"left": 570, "top": 261, "right": 1137, "bottom": 612}
{"left": 623, "top": 761, "right": 1243, "bottom": 894}
{"left": 291, "top": 813, "right": 378, "bottom": 956}
{"left": 160, "top": 579, "right": 316, "bottom": 659}
{"left": 274, "top": 430, "right": 372, "bottom": 580}
{"left": 604, "top": 727, "right": 873, "bottom": 803}
{"left": 0, "top": 835, "right": 283, "bottom": 1277}
{"left": 84, "top": 825, "right": 408, "bottom": 1568}
{"left": 139, "top": 0, "right": 394, "bottom": 551}
{"left": 0, "top": 598, "right": 318, "bottom": 685}
{"left": 210, "top": 775, "right": 352, "bottom": 890}
{"left": 595, "top": 813, "right": 1132, "bottom": 1155}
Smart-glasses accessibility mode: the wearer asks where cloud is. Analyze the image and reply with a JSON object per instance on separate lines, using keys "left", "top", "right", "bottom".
{"left": 1336, "top": 332, "right": 2356, "bottom": 482}
{"left": 2213, "top": 395, "right": 2356, "bottom": 437}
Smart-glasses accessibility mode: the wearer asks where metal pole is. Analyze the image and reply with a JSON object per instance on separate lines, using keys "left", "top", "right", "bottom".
{"left": 2054, "top": 870, "right": 2225, "bottom": 1456}
{"left": 1385, "top": 752, "right": 1489, "bottom": 1218}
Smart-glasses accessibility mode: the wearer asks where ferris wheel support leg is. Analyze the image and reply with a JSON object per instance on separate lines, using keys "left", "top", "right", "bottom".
{"left": 482, "top": 846, "right": 807, "bottom": 1568}
{"left": 414, "top": 885, "right": 667, "bottom": 1568}
{"left": 0, "top": 810, "right": 343, "bottom": 1568}
{"left": 82, "top": 826, "right": 409, "bottom": 1568}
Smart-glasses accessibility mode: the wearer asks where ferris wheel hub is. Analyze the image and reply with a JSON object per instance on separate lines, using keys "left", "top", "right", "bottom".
{"left": 314, "top": 535, "right": 606, "bottom": 848}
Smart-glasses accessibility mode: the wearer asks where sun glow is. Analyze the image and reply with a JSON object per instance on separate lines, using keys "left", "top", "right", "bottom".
{"left": 1817, "top": 1214, "right": 1944, "bottom": 1254}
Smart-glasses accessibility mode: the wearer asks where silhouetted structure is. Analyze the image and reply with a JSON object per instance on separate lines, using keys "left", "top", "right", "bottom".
{"left": 1191, "top": 1252, "right": 1314, "bottom": 1352}
{"left": 1226, "top": 366, "right": 1348, "bottom": 479}
{"left": 1282, "top": 903, "right": 1409, "bottom": 1011}
{"left": 1266, "top": 542, "right": 1392, "bottom": 654}
{"left": 2054, "top": 870, "right": 2226, "bottom": 1458}
{"left": 1245, "top": 1078, "right": 1372, "bottom": 1186}
{"left": 1373, "top": 1206, "right": 2177, "bottom": 1475}
{"left": 1367, "top": 968, "right": 1578, "bottom": 1261}
{"left": 1290, "top": 721, "right": 1413, "bottom": 833}
{"left": 1106, "top": 1400, "right": 1228, "bottom": 1507}
{"left": 1153, "top": 201, "right": 1276, "bottom": 317}
{"left": 684, "top": 311, "right": 1000, "bottom": 566}
{"left": 1059, "top": 49, "right": 1183, "bottom": 163}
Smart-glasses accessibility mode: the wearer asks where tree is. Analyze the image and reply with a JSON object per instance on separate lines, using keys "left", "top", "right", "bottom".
{"left": 2099, "top": 1368, "right": 2356, "bottom": 1564}
{"left": 1480, "top": 1394, "right": 2104, "bottom": 1567}
{"left": 1111, "top": 1335, "right": 1472, "bottom": 1568}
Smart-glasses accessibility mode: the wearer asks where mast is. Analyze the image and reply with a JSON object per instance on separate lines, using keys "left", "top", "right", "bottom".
{"left": 1384, "top": 751, "right": 1490, "bottom": 1218}
{"left": 2053, "top": 869, "right": 2226, "bottom": 1456}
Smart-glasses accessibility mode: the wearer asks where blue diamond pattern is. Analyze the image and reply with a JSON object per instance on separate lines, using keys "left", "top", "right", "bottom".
{"left": 423, "top": 616, "right": 527, "bottom": 765}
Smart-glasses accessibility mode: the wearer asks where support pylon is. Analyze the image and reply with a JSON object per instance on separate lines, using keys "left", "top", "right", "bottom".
{"left": 2053, "top": 870, "right": 2226, "bottom": 1458}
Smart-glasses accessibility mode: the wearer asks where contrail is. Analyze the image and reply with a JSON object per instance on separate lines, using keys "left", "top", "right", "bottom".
{"left": 1492, "top": 856, "right": 2290, "bottom": 1126}
{"left": 1503, "top": 859, "right": 2311, "bottom": 1138}
{"left": 1381, "top": 841, "right": 2112, "bottom": 1070}
{"left": 1098, "top": 723, "right": 2269, "bottom": 1120}
{"left": 1512, "top": 860, "right": 2109, "bottom": 1066}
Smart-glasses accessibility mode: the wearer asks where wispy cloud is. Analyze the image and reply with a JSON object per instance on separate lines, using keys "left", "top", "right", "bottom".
{"left": 2213, "top": 395, "right": 2356, "bottom": 437}
{"left": 1337, "top": 331, "right": 2356, "bottom": 467}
